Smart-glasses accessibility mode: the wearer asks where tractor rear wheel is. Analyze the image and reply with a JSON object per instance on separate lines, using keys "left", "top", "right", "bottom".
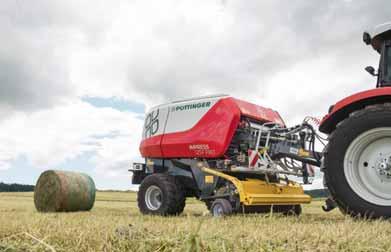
{"left": 324, "top": 104, "right": 391, "bottom": 218}
{"left": 138, "top": 174, "right": 185, "bottom": 216}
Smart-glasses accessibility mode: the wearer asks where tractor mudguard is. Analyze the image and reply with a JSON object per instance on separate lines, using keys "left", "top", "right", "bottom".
{"left": 319, "top": 87, "right": 391, "bottom": 134}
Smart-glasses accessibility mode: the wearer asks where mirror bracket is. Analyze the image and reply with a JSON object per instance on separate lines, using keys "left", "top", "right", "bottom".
{"left": 365, "top": 66, "right": 378, "bottom": 76}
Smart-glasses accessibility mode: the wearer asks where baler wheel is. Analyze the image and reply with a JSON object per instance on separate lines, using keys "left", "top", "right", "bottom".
{"left": 210, "top": 199, "right": 233, "bottom": 217}
{"left": 324, "top": 103, "right": 391, "bottom": 218}
{"left": 204, "top": 186, "right": 232, "bottom": 211}
{"left": 137, "top": 174, "right": 185, "bottom": 216}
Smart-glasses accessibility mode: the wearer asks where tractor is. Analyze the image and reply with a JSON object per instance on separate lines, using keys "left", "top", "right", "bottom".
{"left": 130, "top": 23, "right": 391, "bottom": 218}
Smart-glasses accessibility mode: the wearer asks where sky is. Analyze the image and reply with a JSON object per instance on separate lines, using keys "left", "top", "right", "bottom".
{"left": 0, "top": 0, "right": 390, "bottom": 190}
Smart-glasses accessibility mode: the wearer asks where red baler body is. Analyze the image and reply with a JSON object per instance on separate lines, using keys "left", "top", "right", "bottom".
{"left": 140, "top": 97, "right": 285, "bottom": 159}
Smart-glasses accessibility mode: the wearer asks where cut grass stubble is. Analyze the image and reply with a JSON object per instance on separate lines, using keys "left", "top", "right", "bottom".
{"left": 1, "top": 192, "right": 391, "bottom": 252}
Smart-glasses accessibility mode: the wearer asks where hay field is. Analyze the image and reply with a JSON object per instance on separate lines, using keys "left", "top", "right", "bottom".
{"left": 1, "top": 192, "right": 391, "bottom": 252}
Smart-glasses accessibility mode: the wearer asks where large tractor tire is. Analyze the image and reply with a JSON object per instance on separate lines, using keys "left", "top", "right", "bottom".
{"left": 324, "top": 104, "right": 391, "bottom": 218}
{"left": 138, "top": 174, "right": 186, "bottom": 216}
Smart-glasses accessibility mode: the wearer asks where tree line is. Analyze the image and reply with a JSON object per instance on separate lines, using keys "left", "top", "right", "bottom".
{"left": 0, "top": 182, "right": 34, "bottom": 192}
{"left": 0, "top": 182, "right": 329, "bottom": 196}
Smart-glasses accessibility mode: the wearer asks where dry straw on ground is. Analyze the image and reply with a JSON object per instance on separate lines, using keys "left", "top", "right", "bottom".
{"left": 1, "top": 192, "right": 391, "bottom": 251}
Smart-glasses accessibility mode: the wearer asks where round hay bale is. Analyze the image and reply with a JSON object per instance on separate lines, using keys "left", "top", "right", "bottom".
{"left": 34, "top": 170, "right": 96, "bottom": 212}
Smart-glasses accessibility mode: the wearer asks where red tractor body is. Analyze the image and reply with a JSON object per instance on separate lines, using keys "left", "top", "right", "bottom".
{"left": 320, "top": 87, "right": 391, "bottom": 134}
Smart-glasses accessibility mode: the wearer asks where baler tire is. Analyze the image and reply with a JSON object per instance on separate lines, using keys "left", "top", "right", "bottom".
{"left": 204, "top": 186, "right": 231, "bottom": 211}
{"left": 210, "top": 199, "right": 233, "bottom": 217}
{"left": 324, "top": 103, "right": 391, "bottom": 219}
{"left": 173, "top": 181, "right": 186, "bottom": 215}
{"left": 138, "top": 174, "right": 185, "bottom": 216}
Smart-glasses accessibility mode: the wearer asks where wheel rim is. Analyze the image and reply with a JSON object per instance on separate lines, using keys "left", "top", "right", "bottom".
{"left": 212, "top": 203, "right": 224, "bottom": 217}
{"left": 145, "top": 185, "right": 163, "bottom": 210}
{"left": 344, "top": 127, "right": 391, "bottom": 206}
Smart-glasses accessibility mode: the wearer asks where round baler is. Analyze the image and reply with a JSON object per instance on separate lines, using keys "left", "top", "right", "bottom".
{"left": 132, "top": 95, "right": 313, "bottom": 217}
{"left": 131, "top": 22, "right": 391, "bottom": 218}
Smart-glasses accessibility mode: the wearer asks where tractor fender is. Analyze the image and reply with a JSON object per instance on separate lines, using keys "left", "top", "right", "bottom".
{"left": 319, "top": 87, "right": 391, "bottom": 134}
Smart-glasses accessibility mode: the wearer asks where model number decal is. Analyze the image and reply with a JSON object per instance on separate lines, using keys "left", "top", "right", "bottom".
{"left": 189, "top": 144, "right": 210, "bottom": 150}
{"left": 189, "top": 144, "right": 215, "bottom": 156}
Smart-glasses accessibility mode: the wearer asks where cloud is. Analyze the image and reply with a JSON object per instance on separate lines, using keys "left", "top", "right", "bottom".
{"left": 63, "top": 0, "right": 390, "bottom": 119}
{"left": 2, "top": 0, "right": 390, "bottom": 113}
{"left": 0, "top": 1, "right": 76, "bottom": 113}
{"left": 0, "top": 101, "right": 143, "bottom": 173}
{"left": 0, "top": 0, "right": 126, "bottom": 114}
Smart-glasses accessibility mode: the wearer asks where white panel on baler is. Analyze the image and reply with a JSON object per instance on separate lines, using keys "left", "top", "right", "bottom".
{"left": 164, "top": 97, "right": 222, "bottom": 134}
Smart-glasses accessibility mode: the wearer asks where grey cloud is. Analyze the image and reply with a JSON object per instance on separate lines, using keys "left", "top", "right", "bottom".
{"left": 1, "top": 0, "right": 390, "bottom": 121}
{"left": 0, "top": 0, "right": 113, "bottom": 114}
{"left": 127, "top": 0, "right": 390, "bottom": 111}
{"left": 0, "top": 1, "right": 75, "bottom": 113}
{"left": 0, "top": 46, "right": 71, "bottom": 111}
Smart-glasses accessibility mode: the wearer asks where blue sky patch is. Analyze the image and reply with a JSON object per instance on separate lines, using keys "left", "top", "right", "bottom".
{"left": 82, "top": 96, "right": 145, "bottom": 114}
